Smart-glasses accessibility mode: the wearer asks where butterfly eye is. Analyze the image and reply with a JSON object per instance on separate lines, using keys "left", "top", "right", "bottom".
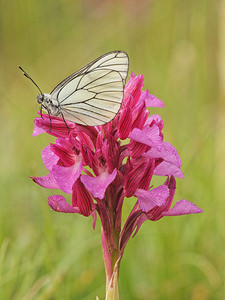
{"left": 37, "top": 94, "right": 44, "bottom": 104}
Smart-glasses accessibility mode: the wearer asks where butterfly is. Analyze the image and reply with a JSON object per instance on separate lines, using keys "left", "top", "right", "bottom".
{"left": 19, "top": 51, "right": 129, "bottom": 129}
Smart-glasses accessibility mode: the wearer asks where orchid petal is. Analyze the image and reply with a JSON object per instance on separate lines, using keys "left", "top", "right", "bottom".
{"left": 72, "top": 178, "right": 95, "bottom": 216}
{"left": 154, "top": 161, "right": 184, "bottom": 179}
{"left": 118, "top": 106, "right": 132, "bottom": 140}
{"left": 136, "top": 185, "right": 169, "bottom": 212}
{"left": 41, "top": 145, "right": 59, "bottom": 171}
{"left": 51, "top": 137, "right": 78, "bottom": 166}
{"left": 124, "top": 159, "right": 148, "bottom": 198}
{"left": 81, "top": 169, "right": 117, "bottom": 199}
{"left": 48, "top": 195, "right": 80, "bottom": 213}
{"left": 124, "top": 73, "right": 144, "bottom": 108}
{"left": 31, "top": 173, "right": 59, "bottom": 189}
{"left": 33, "top": 114, "right": 76, "bottom": 138}
{"left": 33, "top": 120, "right": 46, "bottom": 136}
{"left": 162, "top": 199, "right": 203, "bottom": 216}
{"left": 141, "top": 90, "right": 164, "bottom": 108}
{"left": 146, "top": 142, "right": 182, "bottom": 168}
{"left": 130, "top": 124, "right": 162, "bottom": 150}
{"left": 51, "top": 157, "right": 83, "bottom": 194}
{"left": 146, "top": 114, "right": 162, "bottom": 125}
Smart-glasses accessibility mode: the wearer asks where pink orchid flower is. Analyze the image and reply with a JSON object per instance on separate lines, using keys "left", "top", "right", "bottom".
{"left": 32, "top": 73, "right": 203, "bottom": 299}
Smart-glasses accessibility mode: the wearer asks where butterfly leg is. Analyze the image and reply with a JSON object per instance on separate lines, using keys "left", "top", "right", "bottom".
{"left": 49, "top": 115, "right": 52, "bottom": 132}
{"left": 46, "top": 108, "right": 52, "bottom": 132}
{"left": 39, "top": 104, "right": 44, "bottom": 119}
{"left": 60, "top": 112, "right": 70, "bottom": 134}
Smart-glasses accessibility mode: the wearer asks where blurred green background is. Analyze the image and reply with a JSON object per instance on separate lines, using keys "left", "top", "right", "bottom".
{"left": 0, "top": 0, "right": 224, "bottom": 299}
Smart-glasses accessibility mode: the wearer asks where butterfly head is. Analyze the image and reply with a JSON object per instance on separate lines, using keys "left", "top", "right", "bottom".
{"left": 37, "top": 93, "right": 51, "bottom": 104}
{"left": 37, "top": 93, "right": 44, "bottom": 104}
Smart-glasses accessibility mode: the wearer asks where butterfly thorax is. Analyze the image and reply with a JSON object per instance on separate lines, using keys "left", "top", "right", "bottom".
{"left": 37, "top": 93, "right": 60, "bottom": 116}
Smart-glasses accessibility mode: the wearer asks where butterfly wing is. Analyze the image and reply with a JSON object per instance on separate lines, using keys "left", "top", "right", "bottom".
{"left": 50, "top": 51, "right": 129, "bottom": 126}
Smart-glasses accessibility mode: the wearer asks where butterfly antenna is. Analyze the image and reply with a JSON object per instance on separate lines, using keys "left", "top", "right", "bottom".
{"left": 19, "top": 66, "right": 43, "bottom": 94}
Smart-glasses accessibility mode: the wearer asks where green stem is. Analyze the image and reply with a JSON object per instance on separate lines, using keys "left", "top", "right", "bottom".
{"left": 105, "top": 258, "right": 120, "bottom": 300}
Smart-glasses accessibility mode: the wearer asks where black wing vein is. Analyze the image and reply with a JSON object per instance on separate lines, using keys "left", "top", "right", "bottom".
{"left": 50, "top": 51, "right": 129, "bottom": 126}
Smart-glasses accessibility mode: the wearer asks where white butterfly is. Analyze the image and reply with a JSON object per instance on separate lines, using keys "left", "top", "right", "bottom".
{"left": 20, "top": 51, "right": 129, "bottom": 127}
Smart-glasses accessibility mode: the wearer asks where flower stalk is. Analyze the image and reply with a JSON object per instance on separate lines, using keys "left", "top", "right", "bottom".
{"left": 31, "top": 73, "right": 203, "bottom": 299}
{"left": 105, "top": 258, "right": 120, "bottom": 300}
